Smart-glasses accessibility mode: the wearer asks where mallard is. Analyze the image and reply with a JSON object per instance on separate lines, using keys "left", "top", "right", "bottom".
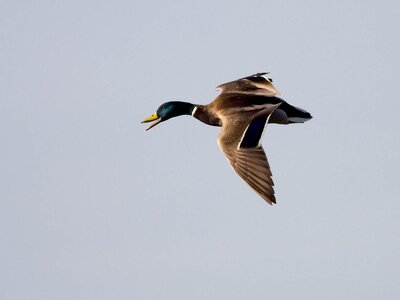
{"left": 142, "top": 73, "right": 312, "bottom": 205}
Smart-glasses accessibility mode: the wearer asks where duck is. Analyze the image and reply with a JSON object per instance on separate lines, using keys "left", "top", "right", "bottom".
{"left": 142, "top": 72, "right": 312, "bottom": 205}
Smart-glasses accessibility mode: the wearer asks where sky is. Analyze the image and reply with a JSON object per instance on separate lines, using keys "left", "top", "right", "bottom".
{"left": 1, "top": 0, "right": 400, "bottom": 299}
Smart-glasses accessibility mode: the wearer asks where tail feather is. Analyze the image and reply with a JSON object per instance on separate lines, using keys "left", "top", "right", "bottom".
{"left": 288, "top": 106, "right": 312, "bottom": 123}
{"left": 270, "top": 103, "right": 312, "bottom": 124}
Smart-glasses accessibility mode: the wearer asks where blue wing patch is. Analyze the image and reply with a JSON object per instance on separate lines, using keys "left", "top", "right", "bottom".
{"left": 240, "top": 117, "right": 267, "bottom": 148}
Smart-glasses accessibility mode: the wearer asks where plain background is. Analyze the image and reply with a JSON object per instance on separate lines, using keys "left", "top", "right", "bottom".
{"left": 1, "top": 0, "right": 399, "bottom": 299}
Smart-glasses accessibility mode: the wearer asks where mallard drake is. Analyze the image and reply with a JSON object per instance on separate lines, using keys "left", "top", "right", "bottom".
{"left": 142, "top": 73, "right": 312, "bottom": 205}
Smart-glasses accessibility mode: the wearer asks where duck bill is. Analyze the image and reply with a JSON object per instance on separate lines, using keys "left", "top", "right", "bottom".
{"left": 142, "top": 113, "right": 162, "bottom": 131}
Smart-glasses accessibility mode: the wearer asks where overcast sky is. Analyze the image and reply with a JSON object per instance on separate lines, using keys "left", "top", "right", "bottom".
{"left": 1, "top": 0, "right": 400, "bottom": 299}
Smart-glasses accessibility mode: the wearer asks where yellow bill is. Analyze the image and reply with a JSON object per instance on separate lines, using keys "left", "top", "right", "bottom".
{"left": 141, "top": 113, "right": 162, "bottom": 130}
{"left": 142, "top": 113, "right": 159, "bottom": 123}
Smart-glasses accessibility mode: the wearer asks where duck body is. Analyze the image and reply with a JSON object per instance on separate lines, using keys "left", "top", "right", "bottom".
{"left": 142, "top": 73, "right": 312, "bottom": 205}
{"left": 195, "top": 93, "right": 311, "bottom": 127}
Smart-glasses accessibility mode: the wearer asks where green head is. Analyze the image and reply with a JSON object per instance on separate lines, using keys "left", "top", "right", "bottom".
{"left": 142, "top": 101, "right": 196, "bottom": 130}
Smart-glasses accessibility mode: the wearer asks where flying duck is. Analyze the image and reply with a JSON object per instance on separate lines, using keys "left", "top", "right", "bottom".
{"left": 142, "top": 73, "right": 312, "bottom": 205}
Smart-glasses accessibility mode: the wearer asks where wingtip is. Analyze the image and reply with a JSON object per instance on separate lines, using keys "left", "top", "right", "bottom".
{"left": 260, "top": 193, "right": 276, "bottom": 205}
{"left": 268, "top": 196, "right": 277, "bottom": 205}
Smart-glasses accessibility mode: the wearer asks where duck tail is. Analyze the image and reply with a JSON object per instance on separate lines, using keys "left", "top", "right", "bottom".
{"left": 287, "top": 106, "right": 313, "bottom": 123}
{"left": 269, "top": 102, "right": 312, "bottom": 124}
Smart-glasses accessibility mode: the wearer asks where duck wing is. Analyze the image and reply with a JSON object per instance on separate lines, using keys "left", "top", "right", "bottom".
{"left": 217, "top": 103, "right": 281, "bottom": 205}
{"left": 216, "top": 72, "right": 280, "bottom": 97}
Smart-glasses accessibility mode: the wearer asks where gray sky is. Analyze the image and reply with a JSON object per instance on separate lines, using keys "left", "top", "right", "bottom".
{"left": 1, "top": 0, "right": 400, "bottom": 299}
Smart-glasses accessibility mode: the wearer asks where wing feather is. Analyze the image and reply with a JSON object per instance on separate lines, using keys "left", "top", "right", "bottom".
{"left": 216, "top": 73, "right": 280, "bottom": 97}
{"left": 217, "top": 104, "right": 280, "bottom": 204}
{"left": 225, "top": 146, "right": 276, "bottom": 204}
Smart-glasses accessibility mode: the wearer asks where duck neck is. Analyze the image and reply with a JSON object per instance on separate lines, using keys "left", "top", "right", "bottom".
{"left": 174, "top": 101, "right": 221, "bottom": 127}
{"left": 191, "top": 104, "right": 222, "bottom": 127}
{"left": 173, "top": 101, "right": 197, "bottom": 116}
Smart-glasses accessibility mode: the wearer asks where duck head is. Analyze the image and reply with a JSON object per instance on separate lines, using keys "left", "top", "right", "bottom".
{"left": 142, "top": 101, "right": 196, "bottom": 130}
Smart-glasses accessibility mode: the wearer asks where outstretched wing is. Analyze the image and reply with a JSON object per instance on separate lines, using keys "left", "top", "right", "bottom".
{"left": 217, "top": 104, "right": 280, "bottom": 205}
{"left": 216, "top": 72, "right": 280, "bottom": 97}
